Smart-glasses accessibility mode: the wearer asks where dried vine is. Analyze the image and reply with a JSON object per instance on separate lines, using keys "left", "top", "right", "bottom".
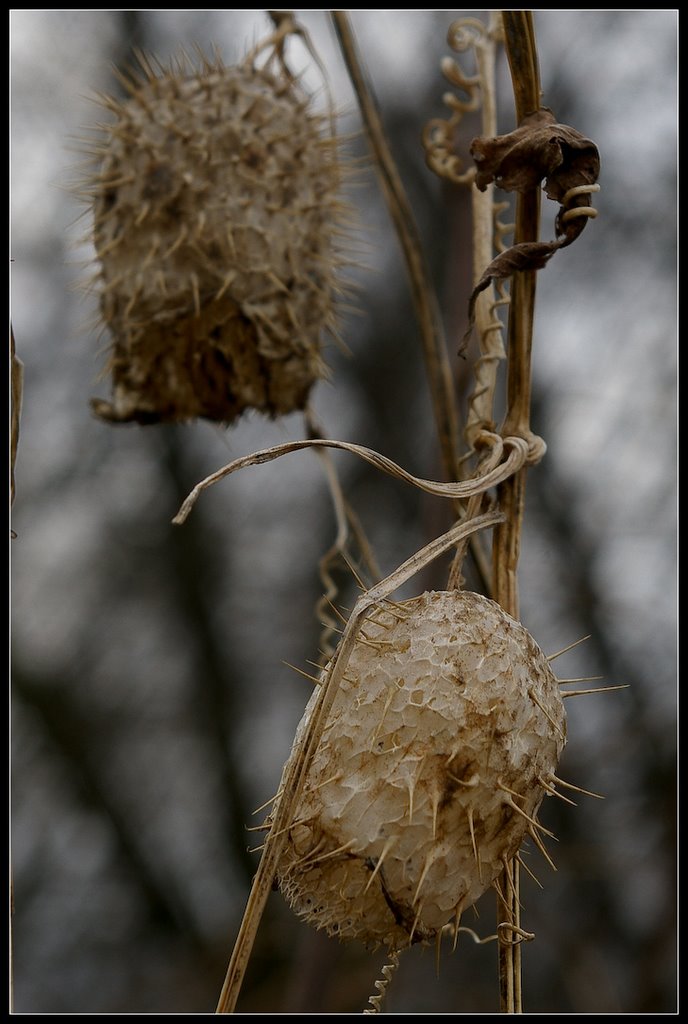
{"left": 423, "top": 8, "right": 600, "bottom": 1012}
{"left": 164, "top": 8, "right": 601, "bottom": 1015}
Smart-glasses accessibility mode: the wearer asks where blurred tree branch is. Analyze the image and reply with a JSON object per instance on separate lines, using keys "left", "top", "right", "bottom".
{"left": 12, "top": 662, "right": 203, "bottom": 942}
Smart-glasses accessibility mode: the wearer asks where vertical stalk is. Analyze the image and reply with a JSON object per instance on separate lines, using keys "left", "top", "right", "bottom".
{"left": 11, "top": 326, "right": 23, "bottom": 512}
{"left": 447, "top": 12, "right": 502, "bottom": 592}
{"left": 331, "top": 10, "right": 462, "bottom": 486}
{"left": 492, "top": 10, "right": 541, "bottom": 1014}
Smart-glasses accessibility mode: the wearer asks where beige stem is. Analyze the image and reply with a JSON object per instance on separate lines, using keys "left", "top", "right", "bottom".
{"left": 493, "top": 10, "right": 542, "bottom": 1014}
{"left": 330, "top": 10, "right": 462, "bottom": 488}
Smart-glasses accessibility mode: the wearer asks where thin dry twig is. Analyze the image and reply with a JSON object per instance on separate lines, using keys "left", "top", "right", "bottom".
{"left": 464, "top": 14, "right": 508, "bottom": 421}
{"left": 492, "top": 10, "right": 542, "bottom": 1013}
{"left": 330, "top": 10, "right": 462, "bottom": 487}
{"left": 447, "top": 434, "right": 502, "bottom": 590}
{"left": 11, "top": 326, "right": 23, "bottom": 513}
{"left": 305, "top": 410, "right": 381, "bottom": 658}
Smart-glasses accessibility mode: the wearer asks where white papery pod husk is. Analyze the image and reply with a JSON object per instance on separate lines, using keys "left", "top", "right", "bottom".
{"left": 272, "top": 590, "right": 566, "bottom": 949}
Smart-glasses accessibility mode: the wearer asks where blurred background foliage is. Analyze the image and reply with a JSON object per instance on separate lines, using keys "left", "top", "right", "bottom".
{"left": 10, "top": 9, "right": 676, "bottom": 1013}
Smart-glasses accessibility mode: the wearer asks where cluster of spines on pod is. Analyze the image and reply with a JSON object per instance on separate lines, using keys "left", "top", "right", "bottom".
{"left": 261, "top": 590, "right": 583, "bottom": 952}
{"left": 74, "top": 46, "right": 352, "bottom": 425}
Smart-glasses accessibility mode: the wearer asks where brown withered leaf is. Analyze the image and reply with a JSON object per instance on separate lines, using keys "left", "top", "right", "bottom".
{"left": 461, "top": 241, "right": 560, "bottom": 354}
{"left": 470, "top": 107, "right": 600, "bottom": 203}
{"left": 462, "top": 108, "right": 600, "bottom": 350}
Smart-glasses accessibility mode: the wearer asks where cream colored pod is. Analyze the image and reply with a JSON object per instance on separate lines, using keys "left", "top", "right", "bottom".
{"left": 83, "top": 52, "right": 342, "bottom": 424}
{"left": 273, "top": 590, "right": 566, "bottom": 950}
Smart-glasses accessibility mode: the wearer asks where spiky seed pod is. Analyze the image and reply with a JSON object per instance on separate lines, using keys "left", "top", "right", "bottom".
{"left": 83, "top": 51, "right": 344, "bottom": 424}
{"left": 273, "top": 590, "right": 566, "bottom": 950}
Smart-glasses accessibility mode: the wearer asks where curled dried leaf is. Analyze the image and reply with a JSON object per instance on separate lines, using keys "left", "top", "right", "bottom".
{"left": 462, "top": 108, "right": 600, "bottom": 349}
{"left": 463, "top": 241, "right": 560, "bottom": 353}
{"left": 470, "top": 107, "right": 600, "bottom": 203}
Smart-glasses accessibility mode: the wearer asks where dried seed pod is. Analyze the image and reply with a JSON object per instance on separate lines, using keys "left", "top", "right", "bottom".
{"left": 273, "top": 590, "right": 566, "bottom": 950}
{"left": 82, "top": 51, "right": 344, "bottom": 424}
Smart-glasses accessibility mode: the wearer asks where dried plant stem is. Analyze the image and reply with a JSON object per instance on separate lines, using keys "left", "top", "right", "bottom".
{"left": 448, "top": 11, "right": 504, "bottom": 591}
{"left": 492, "top": 10, "right": 542, "bottom": 1014}
{"left": 305, "top": 410, "right": 381, "bottom": 656}
{"left": 330, "top": 10, "right": 462, "bottom": 486}
{"left": 464, "top": 12, "right": 507, "bottom": 450}
{"left": 173, "top": 433, "right": 530, "bottom": 527}
{"left": 447, "top": 437, "right": 502, "bottom": 590}
{"left": 214, "top": 509, "right": 504, "bottom": 1013}
{"left": 11, "top": 326, "right": 23, "bottom": 511}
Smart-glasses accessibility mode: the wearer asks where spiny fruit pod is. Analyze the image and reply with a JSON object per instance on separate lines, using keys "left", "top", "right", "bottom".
{"left": 272, "top": 590, "right": 566, "bottom": 950}
{"left": 81, "top": 49, "right": 345, "bottom": 425}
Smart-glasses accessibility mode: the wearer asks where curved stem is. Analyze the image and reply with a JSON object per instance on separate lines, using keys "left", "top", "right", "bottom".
{"left": 173, "top": 434, "right": 530, "bottom": 526}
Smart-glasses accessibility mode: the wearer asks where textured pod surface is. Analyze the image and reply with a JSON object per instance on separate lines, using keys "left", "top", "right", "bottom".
{"left": 273, "top": 590, "right": 566, "bottom": 949}
{"left": 85, "top": 54, "right": 343, "bottom": 424}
